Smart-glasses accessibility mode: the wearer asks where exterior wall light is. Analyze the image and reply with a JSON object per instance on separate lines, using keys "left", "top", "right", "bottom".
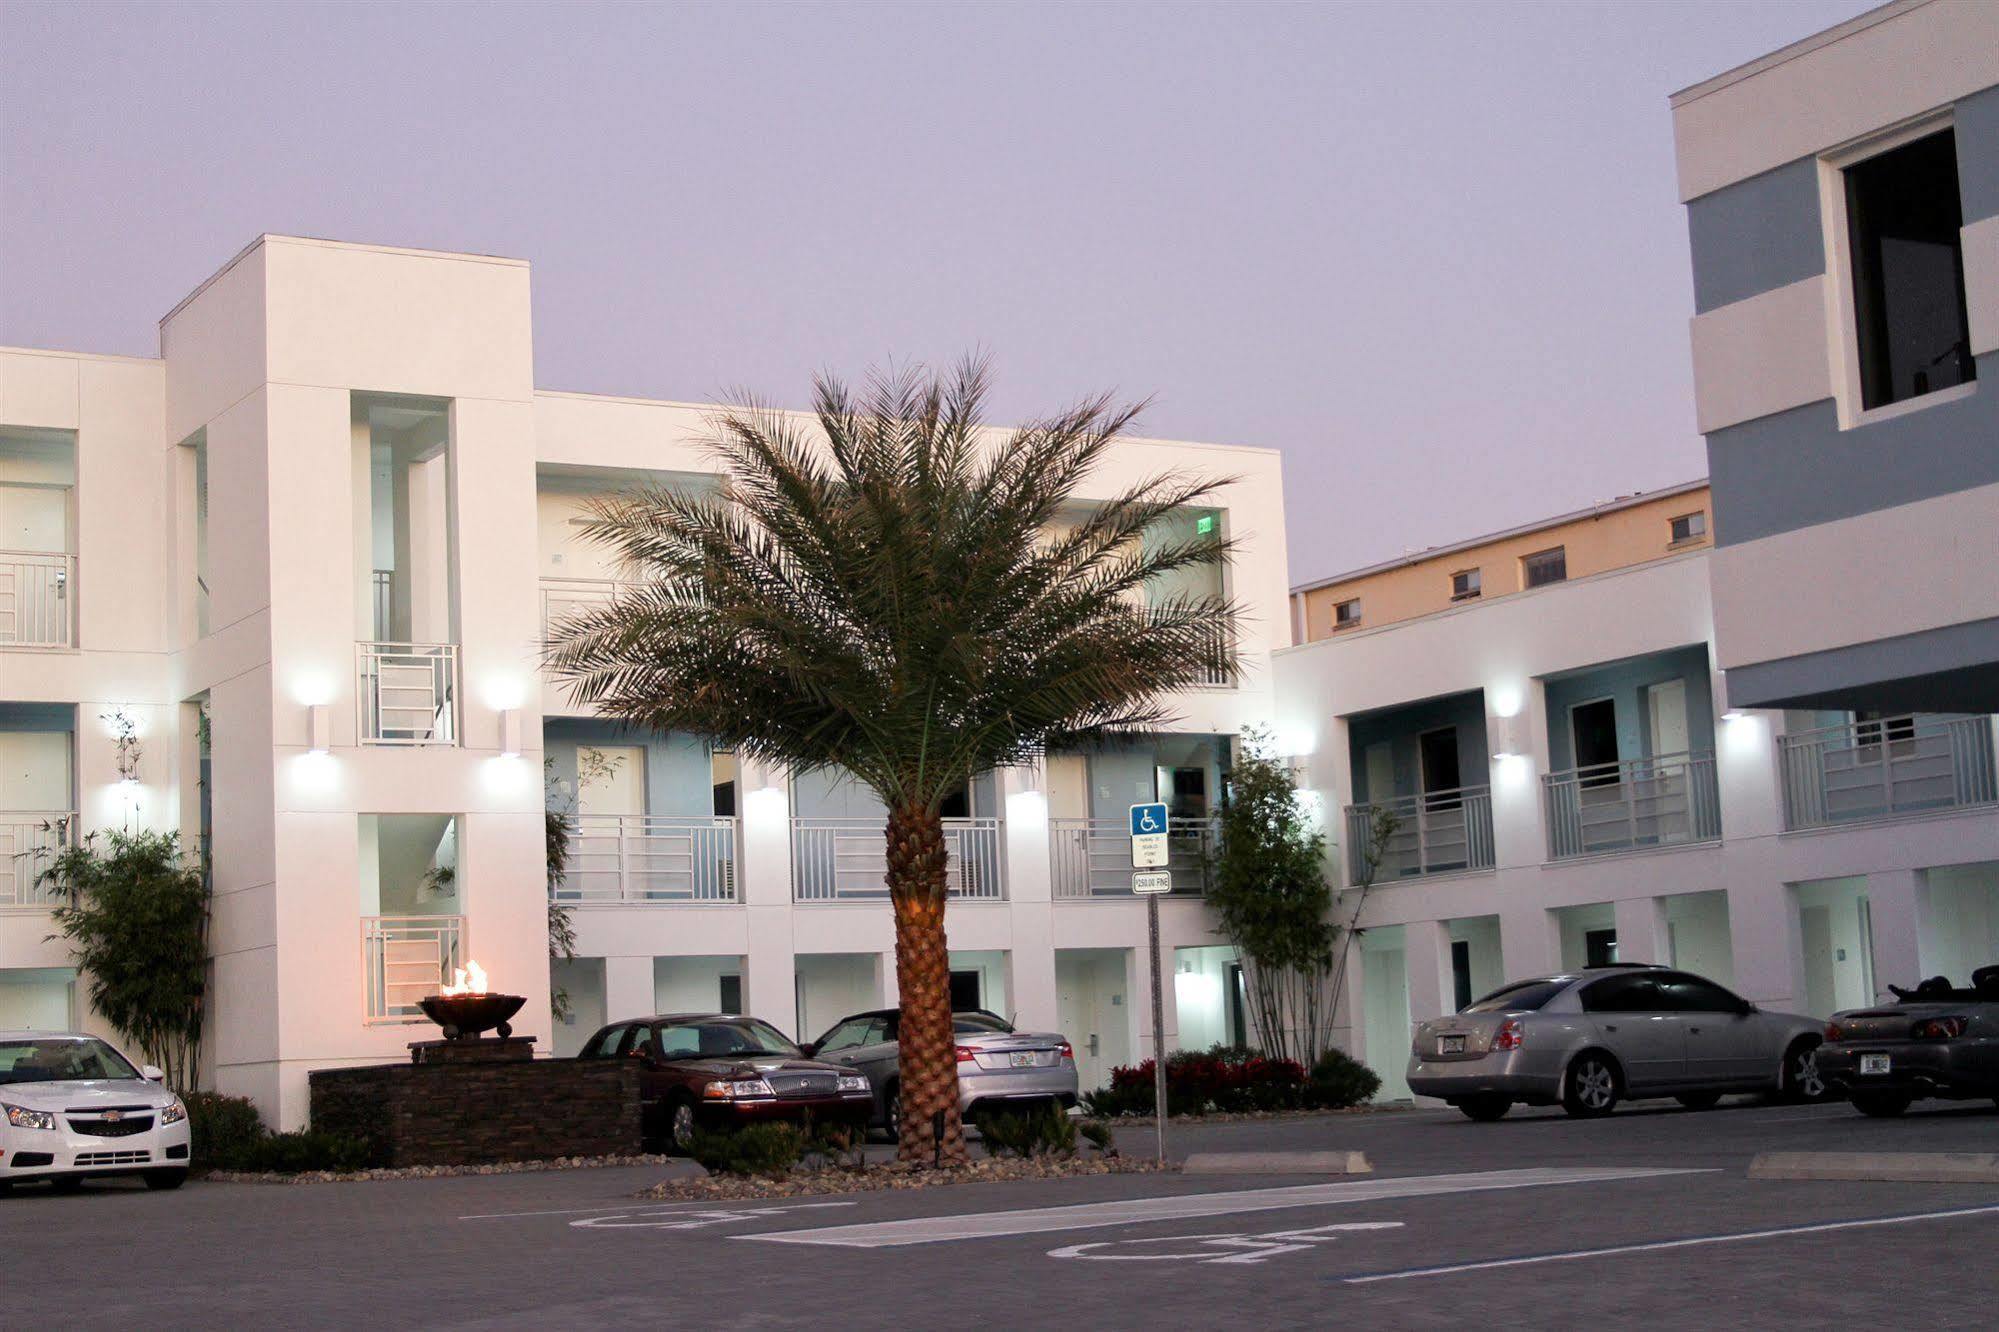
{"left": 499, "top": 708, "right": 522, "bottom": 758}
{"left": 1490, "top": 713, "right": 1526, "bottom": 761}
{"left": 307, "top": 703, "right": 330, "bottom": 755}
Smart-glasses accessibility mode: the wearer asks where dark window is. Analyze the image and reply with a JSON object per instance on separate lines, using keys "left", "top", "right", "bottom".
{"left": 1669, "top": 512, "right": 1707, "bottom": 544}
{"left": 718, "top": 974, "right": 742, "bottom": 1014}
{"left": 1463, "top": 978, "right": 1569, "bottom": 1013}
{"left": 949, "top": 970, "right": 983, "bottom": 1011}
{"left": 1419, "top": 727, "right": 1462, "bottom": 807}
{"left": 816, "top": 1017, "right": 877, "bottom": 1054}
{"left": 1571, "top": 698, "right": 1621, "bottom": 784}
{"left": 952, "top": 1012, "right": 1012, "bottom": 1034}
{"left": 576, "top": 1027, "right": 618, "bottom": 1059}
{"left": 712, "top": 779, "right": 736, "bottom": 818}
{"left": 1451, "top": 941, "right": 1473, "bottom": 1011}
{"left": 1581, "top": 974, "right": 1660, "bottom": 1013}
{"left": 1655, "top": 973, "right": 1744, "bottom": 1014}
{"left": 614, "top": 1023, "right": 653, "bottom": 1058}
{"left": 1844, "top": 128, "right": 1974, "bottom": 411}
{"left": 1584, "top": 928, "right": 1620, "bottom": 969}
{"left": 1523, "top": 547, "right": 1566, "bottom": 588}
{"left": 1451, "top": 569, "right": 1481, "bottom": 601}
{"left": 939, "top": 782, "right": 971, "bottom": 819}
{"left": 1166, "top": 766, "right": 1209, "bottom": 819}
{"left": 655, "top": 1018, "right": 798, "bottom": 1059}
{"left": 1227, "top": 963, "right": 1248, "bottom": 1046}
{"left": 1853, "top": 710, "right": 1917, "bottom": 750}
{"left": 1333, "top": 599, "right": 1362, "bottom": 630}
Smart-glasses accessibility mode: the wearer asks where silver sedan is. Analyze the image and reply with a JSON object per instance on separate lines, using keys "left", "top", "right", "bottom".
{"left": 804, "top": 1008, "right": 1078, "bottom": 1137}
{"left": 1407, "top": 965, "right": 1828, "bottom": 1121}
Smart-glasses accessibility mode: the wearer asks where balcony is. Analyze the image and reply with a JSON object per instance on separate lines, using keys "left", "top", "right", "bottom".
{"left": 1343, "top": 785, "right": 1494, "bottom": 882}
{"left": 1778, "top": 714, "right": 1998, "bottom": 831}
{"left": 357, "top": 641, "right": 457, "bottom": 745}
{"left": 1049, "top": 817, "right": 1215, "bottom": 899}
{"left": 362, "top": 914, "right": 464, "bottom": 1023}
{"left": 1543, "top": 751, "right": 1720, "bottom": 860}
{"left": 557, "top": 815, "right": 739, "bottom": 903}
{"left": 791, "top": 817, "right": 1004, "bottom": 902}
{"left": 541, "top": 576, "right": 619, "bottom": 639}
{"left": 1, "top": 812, "right": 70, "bottom": 907}
{"left": 0, "top": 552, "right": 73, "bottom": 648}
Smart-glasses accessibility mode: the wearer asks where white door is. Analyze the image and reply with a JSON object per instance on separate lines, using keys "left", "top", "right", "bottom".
{"left": 1647, "top": 680, "right": 1689, "bottom": 757}
{"left": 577, "top": 745, "right": 646, "bottom": 818}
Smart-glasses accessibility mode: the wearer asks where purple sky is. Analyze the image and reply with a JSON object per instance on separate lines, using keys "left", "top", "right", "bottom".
{"left": 1, "top": 0, "right": 1874, "bottom": 584}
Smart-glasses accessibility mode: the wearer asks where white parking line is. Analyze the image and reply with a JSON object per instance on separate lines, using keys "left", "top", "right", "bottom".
{"left": 1338, "top": 1203, "right": 1999, "bottom": 1283}
{"left": 738, "top": 1166, "right": 1710, "bottom": 1248}
{"left": 460, "top": 1200, "right": 853, "bottom": 1222}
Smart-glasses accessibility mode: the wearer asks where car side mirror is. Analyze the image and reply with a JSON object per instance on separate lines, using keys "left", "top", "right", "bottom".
{"left": 141, "top": 1064, "right": 165, "bottom": 1082}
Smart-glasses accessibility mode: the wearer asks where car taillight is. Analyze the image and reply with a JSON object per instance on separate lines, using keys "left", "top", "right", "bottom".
{"left": 956, "top": 1045, "right": 976, "bottom": 1063}
{"left": 1492, "top": 1018, "right": 1523, "bottom": 1052}
{"left": 1912, "top": 1016, "right": 1968, "bottom": 1040}
{"left": 1057, "top": 1041, "right": 1074, "bottom": 1062}
{"left": 1823, "top": 1022, "right": 1844, "bottom": 1043}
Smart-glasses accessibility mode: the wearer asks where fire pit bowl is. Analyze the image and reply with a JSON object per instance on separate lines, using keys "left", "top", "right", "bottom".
{"left": 419, "top": 992, "right": 526, "bottom": 1040}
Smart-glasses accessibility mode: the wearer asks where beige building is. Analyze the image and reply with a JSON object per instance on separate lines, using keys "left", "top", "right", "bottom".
{"left": 1290, "top": 481, "right": 1711, "bottom": 644}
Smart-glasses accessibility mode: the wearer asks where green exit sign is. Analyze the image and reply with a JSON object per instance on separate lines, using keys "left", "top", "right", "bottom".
{"left": 1195, "top": 514, "right": 1216, "bottom": 536}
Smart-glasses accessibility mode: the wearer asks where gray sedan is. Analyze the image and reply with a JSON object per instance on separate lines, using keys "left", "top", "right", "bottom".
{"left": 804, "top": 1008, "right": 1078, "bottom": 1137}
{"left": 1407, "top": 965, "right": 1828, "bottom": 1121}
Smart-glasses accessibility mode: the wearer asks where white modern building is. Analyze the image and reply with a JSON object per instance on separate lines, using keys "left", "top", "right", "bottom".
{"left": 0, "top": 234, "right": 1288, "bottom": 1127}
{"left": 1277, "top": 483, "right": 1999, "bottom": 1100}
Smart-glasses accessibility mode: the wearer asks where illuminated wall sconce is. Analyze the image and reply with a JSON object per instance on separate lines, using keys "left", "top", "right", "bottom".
{"left": 306, "top": 704, "right": 330, "bottom": 755}
{"left": 1722, "top": 710, "right": 1747, "bottom": 723}
{"left": 1490, "top": 712, "right": 1526, "bottom": 760}
{"left": 499, "top": 708, "right": 522, "bottom": 758}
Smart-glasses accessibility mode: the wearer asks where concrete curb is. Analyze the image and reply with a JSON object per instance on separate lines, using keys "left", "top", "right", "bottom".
{"left": 1182, "top": 1150, "right": 1371, "bottom": 1176}
{"left": 1749, "top": 1152, "right": 1999, "bottom": 1183}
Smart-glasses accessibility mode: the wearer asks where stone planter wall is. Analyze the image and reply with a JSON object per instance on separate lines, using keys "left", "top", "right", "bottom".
{"left": 310, "top": 1058, "right": 642, "bottom": 1167}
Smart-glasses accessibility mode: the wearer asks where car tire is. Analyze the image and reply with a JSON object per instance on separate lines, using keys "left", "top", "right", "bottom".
{"left": 1780, "top": 1040, "right": 1831, "bottom": 1103}
{"left": 1851, "top": 1090, "right": 1913, "bottom": 1118}
{"left": 668, "top": 1096, "right": 700, "bottom": 1154}
{"left": 49, "top": 1175, "right": 85, "bottom": 1194}
{"left": 142, "top": 1169, "right": 187, "bottom": 1191}
{"left": 1457, "top": 1095, "right": 1512, "bottom": 1122}
{"left": 1675, "top": 1091, "right": 1722, "bottom": 1111}
{"left": 1562, "top": 1052, "right": 1621, "bottom": 1118}
{"left": 883, "top": 1081, "right": 901, "bottom": 1142}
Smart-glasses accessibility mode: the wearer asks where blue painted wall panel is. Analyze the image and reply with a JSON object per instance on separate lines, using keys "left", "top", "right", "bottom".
{"left": 1685, "top": 158, "right": 1825, "bottom": 314}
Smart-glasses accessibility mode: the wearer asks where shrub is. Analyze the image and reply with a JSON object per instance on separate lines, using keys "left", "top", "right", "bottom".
{"left": 972, "top": 1103, "right": 1076, "bottom": 1158}
{"left": 239, "top": 1130, "right": 379, "bottom": 1174}
{"left": 689, "top": 1122, "right": 806, "bottom": 1176}
{"left": 185, "top": 1091, "right": 265, "bottom": 1171}
{"left": 1077, "top": 1117, "right": 1116, "bottom": 1156}
{"left": 1087, "top": 1044, "right": 1311, "bottom": 1117}
{"left": 1306, "top": 1048, "right": 1381, "bottom": 1110}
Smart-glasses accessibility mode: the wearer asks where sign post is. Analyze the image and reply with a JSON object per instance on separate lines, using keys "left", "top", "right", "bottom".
{"left": 1130, "top": 803, "right": 1171, "bottom": 1165}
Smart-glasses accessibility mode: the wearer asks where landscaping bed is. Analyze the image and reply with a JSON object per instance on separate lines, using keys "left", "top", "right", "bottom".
{"left": 638, "top": 1154, "right": 1169, "bottom": 1201}
{"left": 203, "top": 1152, "right": 675, "bottom": 1185}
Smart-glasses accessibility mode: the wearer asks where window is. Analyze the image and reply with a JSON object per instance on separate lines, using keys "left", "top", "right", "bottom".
{"left": 1522, "top": 547, "right": 1566, "bottom": 588}
{"left": 1333, "top": 598, "right": 1362, "bottom": 630}
{"left": 1584, "top": 929, "right": 1620, "bottom": 969}
{"left": 1654, "top": 973, "right": 1745, "bottom": 1014}
{"left": 1451, "top": 568, "right": 1481, "bottom": 601}
{"left": 1853, "top": 710, "right": 1917, "bottom": 755}
{"left": 1668, "top": 512, "right": 1706, "bottom": 545}
{"left": 1463, "top": 979, "right": 1569, "bottom": 1013}
{"left": 577, "top": 1026, "right": 620, "bottom": 1059}
{"left": 615, "top": 1023, "right": 655, "bottom": 1058}
{"left": 816, "top": 1017, "right": 883, "bottom": 1053}
{"left": 1840, "top": 128, "right": 1973, "bottom": 412}
{"left": 949, "top": 970, "right": 984, "bottom": 1011}
{"left": 1580, "top": 974, "right": 1659, "bottom": 1014}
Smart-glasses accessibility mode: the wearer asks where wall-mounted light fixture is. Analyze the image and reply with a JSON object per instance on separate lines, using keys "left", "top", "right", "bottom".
{"left": 1722, "top": 710, "right": 1747, "bottom": 723}
{"left": 1490, "top": 712, "right": 1526, "bottom": 761}
{"left": 499, "top": 708, "right": 522, "bottom": 758}
{"left": 307, "top": 704, "right": 330, "bottom": 755}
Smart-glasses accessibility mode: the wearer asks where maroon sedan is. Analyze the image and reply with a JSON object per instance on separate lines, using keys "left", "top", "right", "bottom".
{"left": 578, "top": 1013, "right": 874, "bottom": 1151}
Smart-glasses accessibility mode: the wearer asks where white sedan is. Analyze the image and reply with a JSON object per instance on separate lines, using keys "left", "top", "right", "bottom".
{"left": 0, "top": 1032, "right": 192, "bottom": 1192}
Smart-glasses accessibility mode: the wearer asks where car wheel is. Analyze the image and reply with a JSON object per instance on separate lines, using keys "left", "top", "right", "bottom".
{"left": 49, "top": 1175, "right": 85, "bottom": 1194}
{"left": 142, "top": 1169, "right": 187, "bottom": 1192}
{"left": 1457, "top": 1095, "right": 1512, "bottom": 1122}
{"left": 1781, "top": 1041, "right": 1831, "bottom": 1103}
{"left": 1851, "top": 1090, "right": 1913, "bottom": 1118}
{"left": 1562, "top": 1052, "right": 1620, "bottom": 1118}
{"left": 1675, "top": 1091, "right": 1722, "bottom": 1111}
{"left": 669, "top": 1097, "right": 699, "bottom": 1153}
{"left": 883, "top": 1081, "right": 901, "bottom": 1142}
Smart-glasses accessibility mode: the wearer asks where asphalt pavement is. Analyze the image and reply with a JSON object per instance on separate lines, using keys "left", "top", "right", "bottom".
{"left": 6, "top": 1094, "right": 1999, "bottom": 1329}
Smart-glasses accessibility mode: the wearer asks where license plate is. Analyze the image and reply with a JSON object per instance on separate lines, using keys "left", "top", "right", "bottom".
{"left": 1859, "top": 1053, "right": 1891, "bottom": 1076}
{"left": 1438, "top": 1035, "right": 1466, "bottom": 1055}
{"left": 1009, "top": 1051, "right": 1035, "bottom": 1068}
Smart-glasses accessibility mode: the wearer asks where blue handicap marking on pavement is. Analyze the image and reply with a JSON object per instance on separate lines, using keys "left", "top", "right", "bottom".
{"left": 1130, "top": 802, "right": 1169, "bottom": 837}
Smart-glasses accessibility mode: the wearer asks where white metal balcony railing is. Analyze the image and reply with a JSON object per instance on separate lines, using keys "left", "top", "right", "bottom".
{"left": 0, "top": 551, "right": 74, "bottom": 648}
{"left": 1049, "top": 816, "right": 1216, "bottom": 899}
{"left": 2, "top": 812, "right": 71, "bottom": 907}
{"left": 791, "top": 817, "right": 1005, "bottom": 902}
{"left": 357, "top": 641, "right": 457, "bottom": 745}
{"left": 1778, "top": 714, "right": 1998, "bottom": 831}
{"left": 371, "top": 569, "right": 394, "bottom": 641}
{"left": 558, "top": 815, "right": 740, "bottom": 903}
{"left": 540, "top": 576, "right": 620, "bottom": 638}
{"left": 1543, "top": 750, "right": 1721, "bottom": 860}
{"left": 362, "top": 914, "right": 463, "bottom": 1023}
{"left": 1343, "top": 786, "right": 1494, "bottom": 882}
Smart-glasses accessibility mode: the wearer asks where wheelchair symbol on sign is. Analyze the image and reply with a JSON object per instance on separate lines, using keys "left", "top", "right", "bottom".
{"left": 1048, "top": 1220, "right": 1403, "bottom": 1265}
{"left": 1138, "top": 811, "right": 1162, "bottom": 832}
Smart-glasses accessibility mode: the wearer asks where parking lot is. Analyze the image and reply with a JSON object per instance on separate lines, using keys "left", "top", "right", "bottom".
{"left": 5, "top": 1097, "right": 1998, "bottom": 1328}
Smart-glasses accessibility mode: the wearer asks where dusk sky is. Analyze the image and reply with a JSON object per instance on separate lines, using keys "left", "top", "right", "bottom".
{"left": 1, "top": 0, "right": 1875, "bottom": 584}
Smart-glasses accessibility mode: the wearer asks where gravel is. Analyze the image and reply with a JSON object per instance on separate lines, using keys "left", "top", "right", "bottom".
{"left": 203, "top": 1153, "right": 678, "bottom": 1185}
{"left": 637, "top": 1154, "right": 1172, "bottom": 1201}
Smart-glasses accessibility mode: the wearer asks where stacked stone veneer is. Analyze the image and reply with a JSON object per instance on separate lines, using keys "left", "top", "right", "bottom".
{"left": 310, "top": 1057, "right": 643, "bottom": 1167}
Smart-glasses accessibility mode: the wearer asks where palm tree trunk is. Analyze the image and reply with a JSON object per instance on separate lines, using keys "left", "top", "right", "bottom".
{"left": 887, "top": 802, "right": 966, "bottom": 1165}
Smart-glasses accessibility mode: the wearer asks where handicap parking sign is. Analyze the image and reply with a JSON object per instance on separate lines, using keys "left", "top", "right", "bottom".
{"left": 1129, "top": 802, "right": 1169, "bottom": 868}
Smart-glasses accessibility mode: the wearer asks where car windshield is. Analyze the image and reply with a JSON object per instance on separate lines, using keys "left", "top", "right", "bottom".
{"left": 1462, "top": 979, "right": 1570, "bottom": 1014}
{"left": 0, "top": 1037, "right": 140, "bottom": 1085}
{"left": 953, "top": 1013, "right": 1012, "bottom": 1035}
{"left": 655, "top": 1019, "right": 799, "bottom": 1060}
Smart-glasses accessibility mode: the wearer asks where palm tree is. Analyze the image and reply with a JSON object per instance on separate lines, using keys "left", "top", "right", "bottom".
{"left": 545, "top": 359, "right": 1238, "bottom": 1164}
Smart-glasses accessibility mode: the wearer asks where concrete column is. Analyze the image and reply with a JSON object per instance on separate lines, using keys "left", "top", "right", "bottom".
{"left": 1403, "top": 918, "right": 1454, "bottom": 1023}
{"left": 1000, "top": 760, "right": 1058, "bottom": 1030}
{"left": 737, "top": 758, "right": 797, "bottom": 1029}
{"left": 1727, "top": 872, "right": 1806, "bottom": 1010}
{"left": 1865, "top": 868, "right": 1927, "bottom": 996}
{"left": 1488, "top": 678, "right": 1549, "bottom": 872}
{"left": 603, "top": 953, "right": 654, "bottom": 1022}
{"left": 1614, "top": 896, "right": 1671, "bottom": 967}
{"left": 1499, "top": 903, "right": 1557, "bottom": 980}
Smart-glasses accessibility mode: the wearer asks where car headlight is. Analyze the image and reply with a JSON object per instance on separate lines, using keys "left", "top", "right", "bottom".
{"left": 159, "top": 1099, "right": 187, "bottom": 1126}
{"left": 837, "top": 1075, "right": 869, "bottom": 1093}
{"left": 3, "top": 1103, "right": 56, "bottom": 1131}
{"left": 702, "top": 1078, "right": 776, "bottom": 1100}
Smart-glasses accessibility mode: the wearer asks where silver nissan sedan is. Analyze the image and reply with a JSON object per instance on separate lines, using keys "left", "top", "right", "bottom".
{"left": 1407, "top": 965, "right": 1828, "bottom": 1121}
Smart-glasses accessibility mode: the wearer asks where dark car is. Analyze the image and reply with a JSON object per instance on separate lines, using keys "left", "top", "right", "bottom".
{"left": 578, "top": 1013, "right": 874, "bottom": 1150}
{"left": 1819, "top": 965, "right": 1999, "bottom": 1117}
